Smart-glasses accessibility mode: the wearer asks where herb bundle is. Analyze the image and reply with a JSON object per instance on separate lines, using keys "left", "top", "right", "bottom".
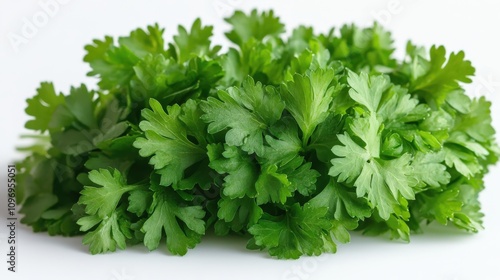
{"left": 17, "top": 10, "right": 498, "bottom": 259}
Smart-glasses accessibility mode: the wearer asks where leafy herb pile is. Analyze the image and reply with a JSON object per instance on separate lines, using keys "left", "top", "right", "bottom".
{"left": 16, "top": 10, "right": 498, "bottom": 259}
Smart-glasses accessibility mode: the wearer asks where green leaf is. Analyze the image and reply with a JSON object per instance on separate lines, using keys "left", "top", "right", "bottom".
{"left": 141, "top": 188, "right": 205, "bottom": 255}
{"left": 179, "top": 99, "right": 209, "bottom": 146}
{"left": 309, "top": 180, "right": 371, "bottom": 243}
{"left": 16, "top": 154, "right": 55, "bottom": 205}
{"left": 127, "top": 187, "right": 153, "bottom": 216}
{"left": 225, "top": 10, "right": 285, "bottom": 46}
{"left": 281, "top": 68, "right": 339, "bottom": 144}
{"left": 201, "top": 77, "right": 284, "bottom": 155}
{"left": 119, "top": 24, "right": 165, "bottom": 58}
{"left": 411, "top": 152, "right": 450, "bottom": 190}
{"left": 248, "top": 203, "right": 333, "bottom": 259}
{"left": 51, "top": 129, "right": 95, "bottom": 155}
{"left": 84, "top": 37, "right": 139, "bottom": 90}
{"left": 455, "top": 97, "right": 495, "bottom": 143}
{"left": 444, "top": 145, "right": 482, "bottom": 178}
{"left": 208, "top": 144, "right": 258, "bottom": 199}
{"left": 131, "top": 53, "right": 178, "bottom": 101}
{"left": 79, "top": 169, "right": 137, "bottom": 218}
{"left": 64, "top": 85, "right": 97, "bottom": 129}
{"left": 363, "top": 214, "right": 411, "bottom": 242}
{"left": 451, "top": 182, "right": 484, "bottom": 232}
{"left": 285, "top": 160, "right": 320, "bottom": 196}
{"left": 410, "top": 45, "right": 475, "bottom": 106}
{"left": 19, "top": 193, "right": 58, "bottom": 224}
{"left": 377, "top": 85, "right": 423, "bottom": 123}
{"left": 255, "top": 165, "right": 292, "bottom": 205}
{"left": 79, "top": 210, "right": 131, "bottom": 254}
{"left": 171, "top": 19, "right": 220, "bottom": 63}
{"left": 220, "top": 40, "right": 283, "bottom": 85}
{"left": 320, "top": 23, "right": 396, "bottom": 71}
{"left": 330, "top": 116, "right": 415, "bottom": 219}
{"left": 25, "top": 82, "right": 65, "bottom": 132}
{"left": 347, "top": 71, "right": 391, "bottom": 113}
{"left": 308, "top": 114, "right": 344, "bottom": 162}
{"left": 84, "top": 24, "right": 166, "bottom": 90}
{"left": 262, "top": 118, "right": 303, "bottom": 166}
{"left": 445, "top": 89, "right": 471, "bottom": 114}
{"left": 418, "top": 189, "right": 462, "bottom": 225}
{"left": 134, "top": 99, "right": 206, "bottom": 186}
{"left": 217, "top": 196, "right": 263, "bottom": 232}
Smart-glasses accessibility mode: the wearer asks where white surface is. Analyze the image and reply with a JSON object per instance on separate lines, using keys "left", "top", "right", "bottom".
{"left": 1, "top": 0, "right": 500, "bottom": 279}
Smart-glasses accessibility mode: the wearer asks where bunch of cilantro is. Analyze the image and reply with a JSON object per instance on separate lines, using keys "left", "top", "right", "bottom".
{"left": 16, "top": 10, "right": 498, "bottom": 259}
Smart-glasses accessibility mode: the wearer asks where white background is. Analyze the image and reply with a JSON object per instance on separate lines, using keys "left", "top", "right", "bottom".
{"left": 1, "top": 0, "right": 500, "bottom": 279}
